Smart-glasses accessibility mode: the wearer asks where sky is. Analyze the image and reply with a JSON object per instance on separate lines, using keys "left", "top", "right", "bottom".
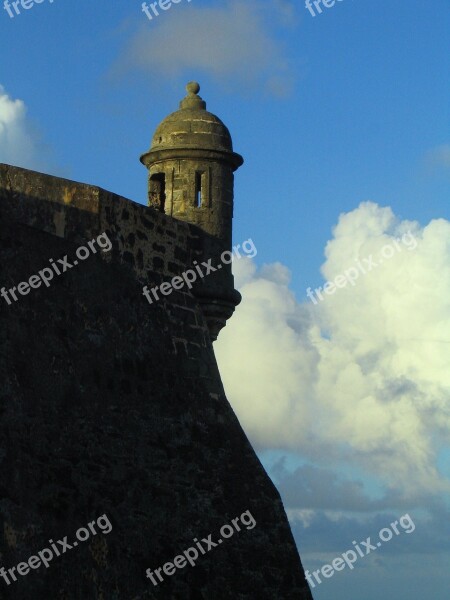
{"left": 1, "top": 0, "right": 449, "bottom": 598}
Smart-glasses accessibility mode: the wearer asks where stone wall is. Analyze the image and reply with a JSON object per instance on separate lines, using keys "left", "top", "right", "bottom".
{"left": 0, "top": 164, "right": 240, "bottom": 341}
{"left": 147, "top": 158, "right": 234, "bottom": 245}
{"left": 0, "top": 164, "right": 313, "bottom": 599}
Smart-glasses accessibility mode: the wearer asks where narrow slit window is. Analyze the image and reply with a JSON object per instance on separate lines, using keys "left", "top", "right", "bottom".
{"left": 149, "top": 173, "right": 166, "bottom": 211}
{"left": 195, "top": 171, "right": 202, "bottom": 207}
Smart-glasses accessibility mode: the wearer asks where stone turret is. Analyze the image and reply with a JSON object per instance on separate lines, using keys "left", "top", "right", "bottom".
{"left": 140, "top": 81, "right": 243, "bottom": 246}
{"left": 140, "top": 82, "right": 243, "bottom": 340}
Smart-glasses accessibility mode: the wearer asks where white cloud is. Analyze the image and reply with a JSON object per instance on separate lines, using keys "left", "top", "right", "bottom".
{"left": 0, "top": 84, "right": 54, "bottom": 172}
{"left": 112, "top": 0, "right": 295, "bottom": 97}
{"left": 216, "top": 202, "right": 450, "bottom": 498}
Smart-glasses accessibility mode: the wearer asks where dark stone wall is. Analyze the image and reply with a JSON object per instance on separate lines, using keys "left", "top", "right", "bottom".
{"left": 0, "top": 164, "right": 240, "bottom": 340}
{"left": 0, "top": 165, "right": 313, "bottom": 599}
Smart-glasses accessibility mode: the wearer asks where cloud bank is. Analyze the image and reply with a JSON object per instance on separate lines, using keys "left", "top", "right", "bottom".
{"left": 216, "top": 202, "right": 450, "bottom": 498}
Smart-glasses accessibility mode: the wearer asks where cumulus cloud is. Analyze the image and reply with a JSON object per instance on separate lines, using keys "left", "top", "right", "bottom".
{"left": 215, "top": 201, "right": 450, "bottom": 498}
{"left": 0, "top": 84, "right": 54, "bottom": 172}
{"left": 112, "top": 0, "right": 294, "bottom": 97}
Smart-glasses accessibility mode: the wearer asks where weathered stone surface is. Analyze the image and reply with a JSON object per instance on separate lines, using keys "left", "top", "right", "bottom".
{"left": 140, "top": 83, "right": 243, "bottom": 250}
{"left": 0, "top": 163, "right": 240, "bottom": 341}
{"left": 0, "top": 165, "right": 313, "bottom": 599}
{"left": 140, "top": 82, "right": 245, "bottom": 339}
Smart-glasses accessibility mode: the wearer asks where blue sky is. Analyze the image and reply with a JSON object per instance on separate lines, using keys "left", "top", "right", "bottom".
{"left": 1, "top": 0, "right": 449, "bottom": 598}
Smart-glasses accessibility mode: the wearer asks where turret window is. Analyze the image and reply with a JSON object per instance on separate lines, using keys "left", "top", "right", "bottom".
{"left": 195, "top": 171, "right": 206, "bottom": 207}
{"left": 149, "top": 173, "right": 166, "bottom": 212}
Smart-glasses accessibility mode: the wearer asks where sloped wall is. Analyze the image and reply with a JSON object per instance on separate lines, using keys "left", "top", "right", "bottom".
{"left": 0, "top": 165, "right": 313, "bottom": 599}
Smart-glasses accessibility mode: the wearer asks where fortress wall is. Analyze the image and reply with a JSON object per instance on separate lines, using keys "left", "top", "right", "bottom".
{"left": 0, "top": 164, "right": 237, "bottom": 341}
{"left": 0, "top": 163, "right": 313, "bottom": 600}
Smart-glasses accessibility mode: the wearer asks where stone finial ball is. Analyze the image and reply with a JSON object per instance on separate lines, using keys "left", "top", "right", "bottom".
{"left": 186, "top": 81, "right": 200, "bottom": 95}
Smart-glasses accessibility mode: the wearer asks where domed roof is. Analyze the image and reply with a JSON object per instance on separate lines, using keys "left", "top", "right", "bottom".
{"left": 149, "top": 82, "right": 234, "bottom": 154}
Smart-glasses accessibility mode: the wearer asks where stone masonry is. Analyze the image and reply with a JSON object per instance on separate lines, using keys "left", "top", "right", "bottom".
{"left": 0, "top": 83, "right": 314, "bottom": 600}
